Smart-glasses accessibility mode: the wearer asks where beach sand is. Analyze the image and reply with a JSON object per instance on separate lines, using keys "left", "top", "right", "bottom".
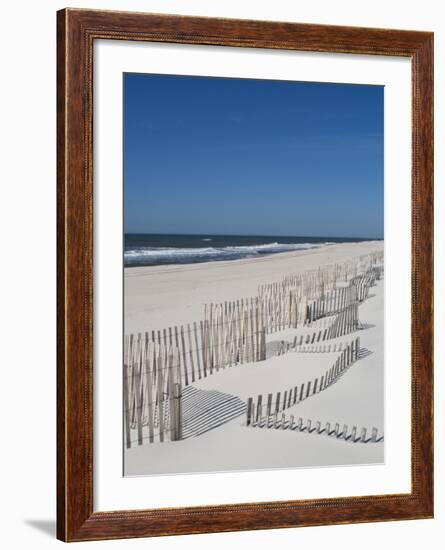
{"left": 124, "top": 240, "right": 383, "bottom": 333}
{"left": 124, "top": 240, "right": 384, "bottom": 476}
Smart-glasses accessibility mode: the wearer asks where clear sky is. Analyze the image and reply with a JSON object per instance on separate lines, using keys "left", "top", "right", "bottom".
{"left": 124, "top": 73, "right": 383, "bottom": 238}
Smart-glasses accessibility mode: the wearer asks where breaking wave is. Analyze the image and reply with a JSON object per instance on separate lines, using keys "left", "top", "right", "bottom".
{"left": 124, "top": 241, "right": 334, "bottom": 267}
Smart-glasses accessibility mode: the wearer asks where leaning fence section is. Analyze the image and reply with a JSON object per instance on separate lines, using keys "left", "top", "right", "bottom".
{"left": 305, "top": 285, "right": 358, "bottom": 323}
{"left": 274, "top": 303, "right": 360, "bottom": 355}
{"left": 259, "top": 255, "right": 383, "bottom": 328}
{"left": 246, "top": 337, "right": 360, "bottom": 427}
{"left": 248, "top": 412, "right": 383, "bottom": 444}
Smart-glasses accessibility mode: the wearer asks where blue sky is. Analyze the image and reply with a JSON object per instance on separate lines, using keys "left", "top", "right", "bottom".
{"left": 124, "top": 73, "right": 383, "bottom": 238}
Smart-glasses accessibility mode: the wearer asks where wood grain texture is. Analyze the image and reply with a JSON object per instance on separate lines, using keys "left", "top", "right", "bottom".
{"left": 57, "top": 8, "right": 434, "bottom": 542}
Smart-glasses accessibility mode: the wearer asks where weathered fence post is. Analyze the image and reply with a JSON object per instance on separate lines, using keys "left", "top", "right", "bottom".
{"left": 173, "top": 382, "right": 182, "bottom": 440}
{"left": 123, "top": 364, "right": 131, "bottom": 449}
{"left": 246, "top": 397, "right": 253, "bottom": 427}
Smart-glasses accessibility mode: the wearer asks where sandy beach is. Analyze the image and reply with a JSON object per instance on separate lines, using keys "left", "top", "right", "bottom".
{"left": 124, "top": 241, "right": 384, "bottom": 476}
{"left": 124, "top": 241, "right": 383, "bottom": 333}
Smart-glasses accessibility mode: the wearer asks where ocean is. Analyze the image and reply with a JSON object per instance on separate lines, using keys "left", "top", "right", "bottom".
{"left": 124, "top": 234, "right": 378, "bottom": 268}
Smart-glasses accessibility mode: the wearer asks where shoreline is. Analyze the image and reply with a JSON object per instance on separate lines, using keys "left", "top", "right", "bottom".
{"left": 124, "top": 241, "right": 383, "bottom": 334}
{"left": 125, "top": 240, "right": 383, "bottom": 275}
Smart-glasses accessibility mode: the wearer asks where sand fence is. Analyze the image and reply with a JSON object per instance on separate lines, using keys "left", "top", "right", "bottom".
{"left": 124, "top": 337, "right": 183, "bottom": 446}
{"left": 246, "top": 337, "right": 360, "bottom": 427}
{"left": 247, "top": 413, "right": 383, "bottom": 444}
{"left": 124, "top": 252, "right": 383, "bottom": 447}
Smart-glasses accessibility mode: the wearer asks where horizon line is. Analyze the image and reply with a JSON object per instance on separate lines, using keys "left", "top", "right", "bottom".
{"left": 124, "top": 231, "right": 383, "bottom": 240}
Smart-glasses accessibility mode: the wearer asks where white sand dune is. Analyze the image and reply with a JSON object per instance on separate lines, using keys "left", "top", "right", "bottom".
{"left": 124, "top": 241, "right": 384, "bottom": 476}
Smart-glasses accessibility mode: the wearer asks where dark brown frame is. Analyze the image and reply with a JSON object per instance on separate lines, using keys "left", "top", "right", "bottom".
{"left": 57, "top": 8, "right": 434, "bottom": 542}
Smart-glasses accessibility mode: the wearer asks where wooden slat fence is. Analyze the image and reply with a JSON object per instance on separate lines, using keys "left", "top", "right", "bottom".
{"left": 350, "top": 265, "right": 383, "bottom": 301}
{"left": 204, "top": 299, "right": 267, "bottom": 362}
{"left": 281, "top": 341, "right": 352, "bottom": 355}
{"left": 279, "top": 267, "right": 338, "bottom": 300}
{"left": 248, "top": 413, "right": 384, "bottom": 444}
{"left": 246, "top": 337, "right": 360, "bottom": 427}
{"left": 130, "top": 315, "right": 266, "bottom": 392}
{"left": 123, "top": 251, "right": 383, "bottom": 447}
{"left": 124, "top": 335, "right": 183, "bottom": 448}
{"left": 207, "top": 293, "right": 300, "bottom": 337}
{"left": 275, "top": 303, "right": 360, "bottom": 354}
{"left": 260, "top": 252, "right": 384, "bottom": 324}
{"left": 305, "top": 285, "right": 358, "bottom": 323}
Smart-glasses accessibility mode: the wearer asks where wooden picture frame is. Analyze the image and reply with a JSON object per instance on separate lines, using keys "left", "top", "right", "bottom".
{"left": 57, "top": 8, "right": 434, "bottom": 542}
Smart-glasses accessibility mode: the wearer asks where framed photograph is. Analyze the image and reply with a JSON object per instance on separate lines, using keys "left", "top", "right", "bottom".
{"left": 57, "top": 8, "right": 434, "bottom": 542}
